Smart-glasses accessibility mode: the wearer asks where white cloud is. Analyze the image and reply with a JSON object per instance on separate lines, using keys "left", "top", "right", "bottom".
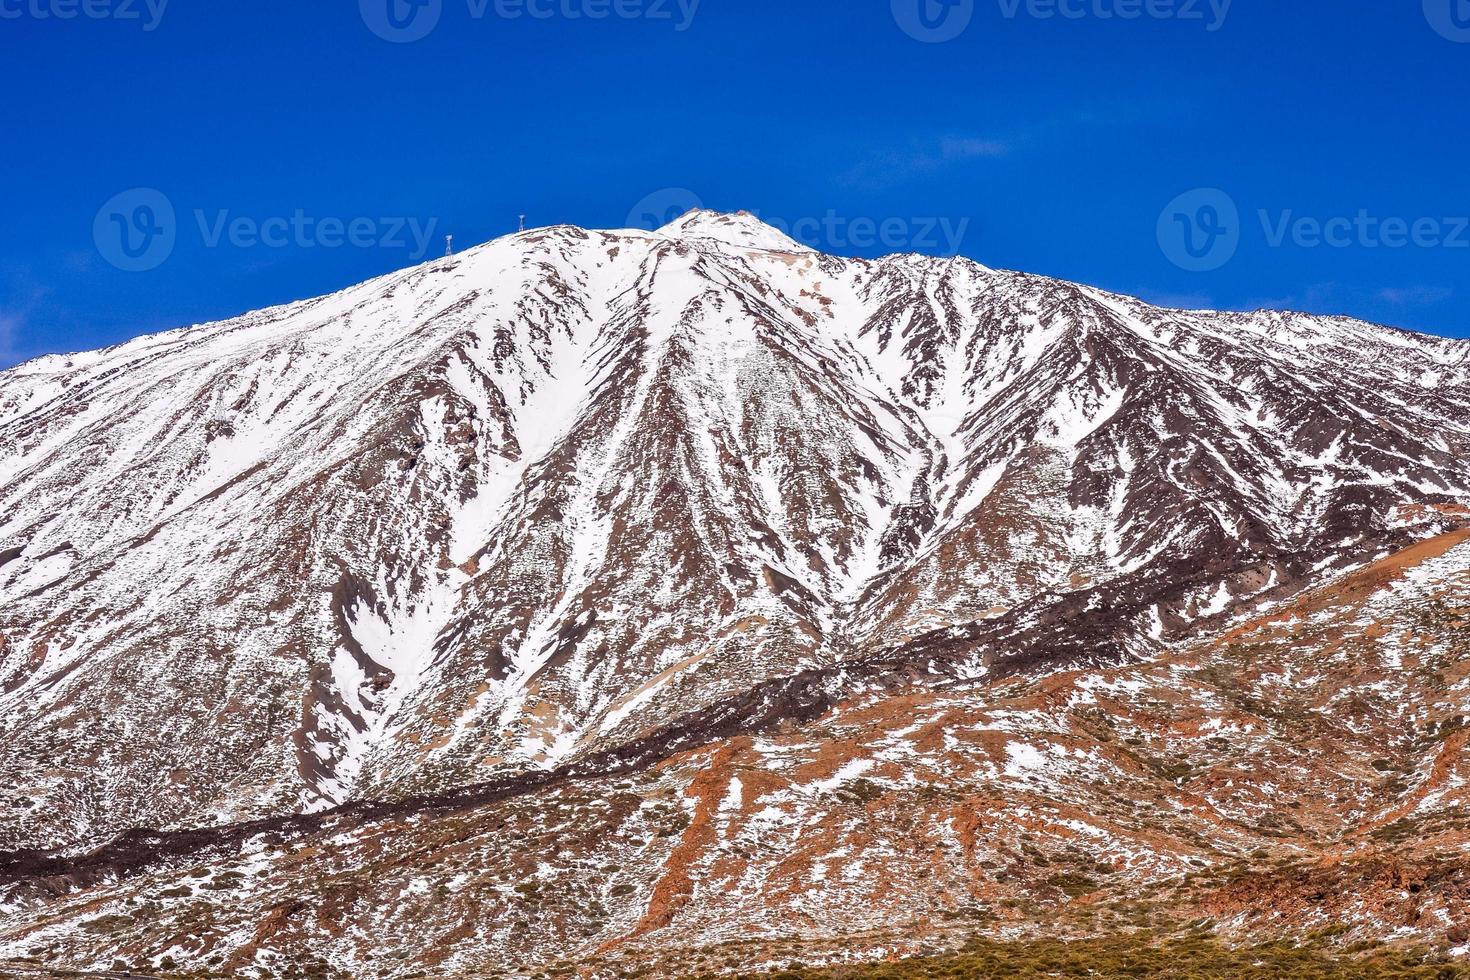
{"left": 937, "top": 136, "right": 1012, "bottom": 161}
{"left": 1377, "top": 286, "right": 1453, "bottom": 306}
{"left": 1137, "top": 290, "right": 1214, "bottom": 311}
{"left": 0, "top": 311, "right": 24, "bottom": 369}
{"left": 837, "top": 133, "right": 1014, "bottom": 188}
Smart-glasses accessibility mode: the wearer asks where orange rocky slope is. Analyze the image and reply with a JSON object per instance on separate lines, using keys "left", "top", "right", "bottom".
{"left": 2, "top": 523, "right": 1469, "bottom": 977}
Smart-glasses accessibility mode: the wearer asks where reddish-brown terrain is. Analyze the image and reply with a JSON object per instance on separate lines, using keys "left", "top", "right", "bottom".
{"left": 2, "top": 514, "right": 1468, "bottom": 977}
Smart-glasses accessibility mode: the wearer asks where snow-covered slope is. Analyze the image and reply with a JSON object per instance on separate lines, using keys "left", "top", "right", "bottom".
{"left": 7, "top": 516, "right": 1470, "bottom": 977}
{"left": 2, "top": 209, "right": 1468, "bottom": 851}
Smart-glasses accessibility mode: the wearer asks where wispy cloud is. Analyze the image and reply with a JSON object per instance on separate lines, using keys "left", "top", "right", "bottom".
{"left": 836, "top": 100, "right": 1180, "bottom": 191}
{"left": 1136, "top": 290, "right": 1214, "bottom": 311}
{"left": 0, "top": 270, "right": 56, "bottom": 370}
{"left": 0, "top": 310, "right": 22, "bottom": 369}
{"left": 1243, "top": 283, "right": 1455, "bottom": 318}
{"left": 837, "top": 133, "right": 1016, "bottom": 189}
{"left": 1377, "top": 286, "right": 1453, "bottom": 306}
{"left": 1241, "top": 282, "right": 1347, "bottom": 313}
{"left": 937, "top": 136, "right": 1011, "bottom": 161}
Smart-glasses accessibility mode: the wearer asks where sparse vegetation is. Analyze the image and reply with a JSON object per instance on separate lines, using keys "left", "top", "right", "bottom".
{"left": 726, "top": 934, "right": 1470, "bottom": 979}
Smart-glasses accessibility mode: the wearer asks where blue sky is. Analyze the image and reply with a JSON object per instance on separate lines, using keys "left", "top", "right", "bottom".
{"left": 2, "top": 0, "right": 1468, "bottom": 368}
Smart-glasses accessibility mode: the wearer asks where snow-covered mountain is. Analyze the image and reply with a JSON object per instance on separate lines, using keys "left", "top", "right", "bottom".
{"left": 3, "top": 208, "right": 1469, "bottom": 858}
{"left": 10, "top": 514, "right": 1470, "bottom": 976}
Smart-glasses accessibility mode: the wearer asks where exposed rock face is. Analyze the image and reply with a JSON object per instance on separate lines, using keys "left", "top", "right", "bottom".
{"left": 3, "top": 515, "right": 1469, "bottom": 977}
{"left": 1, "top": 210, "right": 1469, "bottom": 976}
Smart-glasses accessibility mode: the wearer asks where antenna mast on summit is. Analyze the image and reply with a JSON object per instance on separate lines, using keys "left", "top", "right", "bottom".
{"left": 445, "top": 235, "right": 454, "bottom": 257}
{"left": 519, "top": 214, "right": 526, "bottom": 233}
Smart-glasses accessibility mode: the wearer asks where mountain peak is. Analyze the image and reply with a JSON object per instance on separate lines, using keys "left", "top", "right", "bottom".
{"left": 656, "top": 208, "right": 814, "bottom": 253}
{"left": 6, "top": 206, "right": 1470, "bottom": 975}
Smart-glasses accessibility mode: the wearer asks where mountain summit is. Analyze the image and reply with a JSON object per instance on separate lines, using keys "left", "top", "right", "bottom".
{"left": 655, "top": 207, "right": 815, "bottom": 252}
{"left": 3, "top": 211, "right": 1469, "bottom": 839}
{"left": 2, "top": 213, "right": 1470, "bottom": 975}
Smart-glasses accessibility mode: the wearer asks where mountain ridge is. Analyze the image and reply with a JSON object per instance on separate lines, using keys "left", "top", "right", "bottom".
{"left": 2, "top": 209, "right": 1468, "bottom": 852}
{"left": 3, "top": 209, "right": 1470, "bottom": 976}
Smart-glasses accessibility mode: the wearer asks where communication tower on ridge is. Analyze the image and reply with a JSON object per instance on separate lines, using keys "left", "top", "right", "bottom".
{"left": 445, "top": 235, "right": 453, "bottom": 257}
